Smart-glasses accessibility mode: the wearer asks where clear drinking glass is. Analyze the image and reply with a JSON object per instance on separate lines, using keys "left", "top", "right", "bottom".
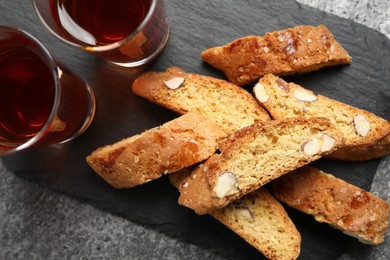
{"left": 0, "top": 25, "right": 96, "bottom": 156}
{"left": 32, "top": 0, "right": 170, "bottom": 67}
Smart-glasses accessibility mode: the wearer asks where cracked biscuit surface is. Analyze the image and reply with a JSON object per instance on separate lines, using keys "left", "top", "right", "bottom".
{"left": 169, "top": 171, "right": 301, "bottom": 260}
{"left": 272, "top": 166, "right": 390, "bottom": 245}
{"left": 86, "top": 112, "right": 227, "bottom": 188}
{"left": 132, "top": 66, "right": 271, "bottom": 135}
{"left": 201, "top": 24, "right": 352, "bottom": 86}
{"left": 254, "top": 74, "right": 390, "bottom": 161}
{"left": 178, "top": 117, "right": 343, "bottom": 215}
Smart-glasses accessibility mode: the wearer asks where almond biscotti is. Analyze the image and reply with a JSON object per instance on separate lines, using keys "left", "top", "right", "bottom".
{"left": 86, "top": 112, "right": 227, "bottom": 188}
{"left": 211, "top": 188, "right": 301, "bottom": 260}
{"left": 178, "top": 117, "right": 344, "bottom": 215}
{"left": 272, "top": 166, "right": 390, "bottom": 245}
{"left": 201, "top": 24, "right": 352, "bottom": 86}
{"left": 253, "top": 74, "right": 390, "bottom": 161}
{"left": 170, "top": 171, "right": 301, "bottom": 260}
{"left": 131, "top": 66, "right": 271, "bottom": 135}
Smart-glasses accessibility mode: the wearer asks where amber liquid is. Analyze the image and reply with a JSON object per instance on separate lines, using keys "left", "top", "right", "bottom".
{"left": 50, "top": 0, "right": 151, "bottom": 46}
{"left": 0, "top": 43, "right": 55, "bottom": 146}
{"left": 0, "top": 29, "right": 95, "bottom": 152}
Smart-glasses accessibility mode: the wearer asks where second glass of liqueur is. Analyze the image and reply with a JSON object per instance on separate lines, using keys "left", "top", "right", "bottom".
{"left": 33, "top": 0, "right": 169, "bottom": 67}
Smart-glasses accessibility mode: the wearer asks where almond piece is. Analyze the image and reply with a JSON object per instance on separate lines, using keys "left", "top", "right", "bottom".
{"left": 276, "top": 78, "right": 290, "bottom": 94}
{"left": 302, "top": 138, "right": 321, "bottom": 156}
{"left": 320, "top": 134, "right": 336, "bottom": 152}
{"left": 164, "top": 77, "right": 185, "bottom": 89}
{"left": 253, "top": 83, "right": 269, "bottom": 103}
{"left": 213, "top": 171, "right": 239, "bottom": 198}
{"left": 302, "top": 133, "right": 336, "bottom": 156}
{"left": 236, "top": 204, "right": 255, "bottom": 223}
{"left": 294, "top": 89, "right": 317, "bottom": 102}
{"left": 353, "top": 114, "right": 370, "bottom": 137}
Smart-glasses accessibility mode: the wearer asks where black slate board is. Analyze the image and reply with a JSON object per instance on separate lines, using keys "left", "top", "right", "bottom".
{"left": 2, "top": 0, "right": 390, "bottom": 259}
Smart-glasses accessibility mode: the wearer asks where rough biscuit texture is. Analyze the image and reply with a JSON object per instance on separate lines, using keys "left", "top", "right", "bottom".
{"left": 178, "top": 117, "right": 344, "bottom": 215}
{"left": 201, "top": 24, "right": 352, "bottom": 86}
{"left": 132, "top": 66, "right": 271, "bottom": 135}
{"left": 272, "top": 166, "right": 390, "bottom": 245}
{"left": 169, "top": 172, "right": 301, "bottom": 260}
{"left": 254, "top": 74, "right": 390, "bottom": 161}
{"left": 86, "top": 112, "right": 227, "bottom": 188}
{"left": 211, "top": 188, "right": 301, "bottom": 260}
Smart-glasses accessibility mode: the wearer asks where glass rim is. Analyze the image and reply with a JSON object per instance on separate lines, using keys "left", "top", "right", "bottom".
{"left": 0, "top": 25, "right": 61, "bottom": 155}
{"left": 31, "top": 0, "right": 158, "bottom": 53}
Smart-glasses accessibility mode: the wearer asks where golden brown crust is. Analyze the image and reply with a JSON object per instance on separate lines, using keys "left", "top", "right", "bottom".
{"left": 272, "top": 166, "right": 390, "bottom": 245}
{"left": 328, "top": 132, "right": 390, "bottom": 161}
{"left": 201, "top": 24, "right": 352, "bottom": 86}
{"left": 178, "top": 117, "right": 344, "bottom": 215}
{"left": 132, "top": 66, "right": 271, "bottom": 135}
{"left": 169, "top": 172, "right": 301, "bottom": 260}
{"left": 254, "top": 74, "right": 390, "bottom": 161}
{"left": 169, "top": 168, "right": 193, "bottom": 191}
{"left": 86, "top": 112, "right": 227, "bottom": 188}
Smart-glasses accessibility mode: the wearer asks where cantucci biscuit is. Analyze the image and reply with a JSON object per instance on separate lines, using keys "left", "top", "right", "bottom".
{"left": 169, "top": 171, "right": 301, "bottom": 260}
{"left": 132, "top": 66, "right": 271, "bottom": 135}
{"left": 272, "top": 166, "right": 390, "bottom": 245}
{"left": 86, "top": 112, "right": 227, "bottom": 188}
{"left": 178, "top": 117, "right": 343, "bottom": 215}
{"left": 211, "top": 188, "right": 301, "bottom": 260}
{"left": 253, "top": 74, "right": 390, "bottom": 161}
{"left": 201, "top": 24, "right": 352, "bottom": 86}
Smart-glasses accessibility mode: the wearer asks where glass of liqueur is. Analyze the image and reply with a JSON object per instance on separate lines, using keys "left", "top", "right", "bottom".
{"left": 0, "top": 26, "right": 96, "bottom": 156}
{"left": 32, "top": 0, "right": 169, "bottom": 67}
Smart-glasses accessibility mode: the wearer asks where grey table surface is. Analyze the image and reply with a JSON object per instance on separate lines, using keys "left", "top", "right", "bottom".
{"left": 1, "top": 0, "right": 389, "bottom": 259}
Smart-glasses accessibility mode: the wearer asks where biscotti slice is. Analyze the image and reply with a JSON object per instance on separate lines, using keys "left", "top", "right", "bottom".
{"left": 169, "top": 172, "right": 301, "bottom": 260}
{"left": 178, "top": 117, "right": 344, "bottom": 215}
{"left": 272, "top": 166, "right": 390, "bottom": 245}
{"left": 132, "top": 66, "right": 271, "bottom": 135}
{"left": 201, "top": 24, "right": 352, "bottom": 86}
{"left": 253, "top": 74, "right": 390, "bottom": 161}
{"left": 86, "top": 112, "right": 227, "bottom": 188}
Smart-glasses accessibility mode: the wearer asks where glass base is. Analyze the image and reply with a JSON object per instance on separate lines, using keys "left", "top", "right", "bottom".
{"left": 58, "top": 81, "right": 96, "bottom": 145}
{"left": 110, "top": 29, "right": 170, "bottom": 68}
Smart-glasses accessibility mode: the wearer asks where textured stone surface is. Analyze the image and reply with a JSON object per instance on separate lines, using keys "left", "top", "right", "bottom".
{"left": 0, "top": 0, "right": 389, "bottom": 259}
{"left": 0, "top": 159, "right": 221, "bottom": 260}
{"left": 297, "top": 0, "right": 390, "bottom": 39}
